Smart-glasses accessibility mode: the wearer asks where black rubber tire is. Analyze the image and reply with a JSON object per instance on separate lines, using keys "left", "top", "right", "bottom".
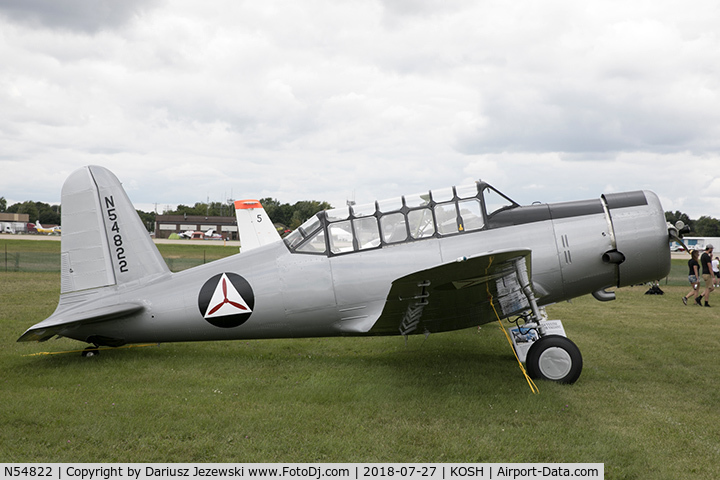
{"left": 526, "top": 335, "right": 582, "bottom": 384}
{"left": 81, "top": 346, "right": 100, "bottom": 357}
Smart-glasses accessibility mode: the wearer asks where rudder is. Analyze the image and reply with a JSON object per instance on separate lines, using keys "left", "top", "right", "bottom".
{"left": 234, "top": 199, "right": 281, "bottom": 252}
{"left": 60, "top": 165, "right": 169, "bottom": 293}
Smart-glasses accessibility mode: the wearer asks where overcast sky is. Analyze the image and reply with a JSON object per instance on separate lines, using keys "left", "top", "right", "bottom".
{"left": 2, "top": 0, "right": 720, "bottom": 219}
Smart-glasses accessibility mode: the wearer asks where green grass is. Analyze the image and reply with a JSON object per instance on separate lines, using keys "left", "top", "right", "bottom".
{"left": 157, "top": 242, "right": 239, "bottom": 271}
{"left": 1, "top": 244, "right": 719, "bottom": 478}
{"left": 0, "top": 238, "right": 238, "bottom": 272}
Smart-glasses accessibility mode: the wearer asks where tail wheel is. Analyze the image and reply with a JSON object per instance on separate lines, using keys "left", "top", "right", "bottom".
{"left": 526, "top": 335, "right": 582, "bottom": 384}
{"left": 81, "top": 346, "right": 100, "bottom": 357}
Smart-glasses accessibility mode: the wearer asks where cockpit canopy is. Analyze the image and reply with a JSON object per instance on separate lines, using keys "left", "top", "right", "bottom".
{"left": 284, "top": 181, "right": 518, "bottom": 256}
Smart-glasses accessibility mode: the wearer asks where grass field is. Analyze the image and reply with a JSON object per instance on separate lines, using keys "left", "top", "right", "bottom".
{"left": 1, "top": 239, "right": 719, "bottom": 478}
{"left": 0, "top": 238, "right": 239, "bottom": 272}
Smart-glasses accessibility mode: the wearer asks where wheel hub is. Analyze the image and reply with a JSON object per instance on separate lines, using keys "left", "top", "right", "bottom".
{"left": 537, "top": 346, "right": 572, "bottom": 380}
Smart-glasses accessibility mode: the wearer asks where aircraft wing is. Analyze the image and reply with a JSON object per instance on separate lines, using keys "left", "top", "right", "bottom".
{"left": 17, "top": 303, "right": 144, "bottom": 343}
{"left": 369, "top": 249, "right": 533, "bottom": 335}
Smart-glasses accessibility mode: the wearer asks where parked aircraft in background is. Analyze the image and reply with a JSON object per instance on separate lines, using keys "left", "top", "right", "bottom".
{"left": 178, "top": 230, "right": 200, "bottom": 239}
{"left": 18, "top": 166, "right": 675, "bottom": 384}
{"left": 234, "top": 199, "right": 281, "bottom": 252}
{"left": 204, "top": 229, "right": 223, "bottom": 240}
{"left": 34, "top": 221, "right": 61, "bottom": 235}
{"left": 178, "top": 228, "right": 223, "bottom": 240}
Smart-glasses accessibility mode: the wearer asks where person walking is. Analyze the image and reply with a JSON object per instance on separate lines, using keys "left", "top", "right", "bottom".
{"left": 698, "top": 245, "right": 715, "bottom": 307}
{"left": 683, "top": 249, "right": 701, "bottom": 305}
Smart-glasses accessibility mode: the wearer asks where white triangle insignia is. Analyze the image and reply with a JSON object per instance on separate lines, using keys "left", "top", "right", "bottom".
{"left": 205, "top": 273, "right": 252, "bottom": 319}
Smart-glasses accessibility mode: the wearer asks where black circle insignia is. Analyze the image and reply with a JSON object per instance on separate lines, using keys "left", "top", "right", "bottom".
{"left": 198, "top": 272, "right": 255, "bottom": 328}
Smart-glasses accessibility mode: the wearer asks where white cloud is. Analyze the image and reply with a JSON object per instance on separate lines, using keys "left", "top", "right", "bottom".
{"left": 0, "top": 0, "right": 162, "bottom": 33}
{"left": 1, "top": 0, "right": 720, "bottom": 220}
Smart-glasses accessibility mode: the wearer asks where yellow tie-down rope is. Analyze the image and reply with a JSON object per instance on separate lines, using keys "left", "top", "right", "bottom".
{"left": 484, "top": 255, "right": 539, "bottom": 394}
{"left": 24, "top": 343, "right": 159, "bottom": 356}
{"left": 491, "top": 300, "right": 539, "bottom": 394}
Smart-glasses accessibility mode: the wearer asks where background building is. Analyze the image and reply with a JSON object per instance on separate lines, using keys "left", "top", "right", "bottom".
{"left": 154, "top": 214, "right": 238, "bottom": 240}
{"left": 0, "top": 213, "right": 30, "bottom": 234}
{"left": 672, "top": 237, "right": 720, "bottom": 252}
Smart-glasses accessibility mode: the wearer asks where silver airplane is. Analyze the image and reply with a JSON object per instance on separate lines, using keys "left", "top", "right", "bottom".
{"left": 18, "top": 166, "right": 675, "bottom": 384}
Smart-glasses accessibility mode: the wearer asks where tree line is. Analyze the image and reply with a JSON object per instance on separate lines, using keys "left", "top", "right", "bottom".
{"left": 0, "top": 198, "right": 61, "bottom": 225}
{"left": 3, "top": 195, "right": 718, "bottom": 237}
{"left": 164, "top": 198, "right": 333, "bottom": 232}
{"left": 665, "top": 211, "right": 720, "bottom": 237}
{"left": 0, "top": 196, "right": 331, "bottom": 233}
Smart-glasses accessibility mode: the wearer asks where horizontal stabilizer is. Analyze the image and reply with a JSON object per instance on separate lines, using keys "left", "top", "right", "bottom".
{"left": 17, "top": 303, "right": 144, "bottom": 343}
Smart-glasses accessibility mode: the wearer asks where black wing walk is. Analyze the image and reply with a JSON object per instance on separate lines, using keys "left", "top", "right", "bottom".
{"left": 370, "top": 249, "right": 533, "bottom": 335}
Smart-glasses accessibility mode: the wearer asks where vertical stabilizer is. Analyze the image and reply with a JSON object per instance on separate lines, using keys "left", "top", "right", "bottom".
{"left": 234, "top": 200, "right": 281, "bottom": 252}
{"left": 60, "top": 166, "right": 170, "bottom": 293}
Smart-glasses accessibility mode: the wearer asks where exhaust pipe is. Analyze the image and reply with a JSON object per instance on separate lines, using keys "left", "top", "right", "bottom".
{"left": 592, "top": 288, "right": 616, "bottom": 302}
{"left": 602, "top": 249, "right": 625, "bottom": 265}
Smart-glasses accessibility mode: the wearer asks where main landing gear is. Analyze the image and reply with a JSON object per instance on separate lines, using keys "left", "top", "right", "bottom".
{"left": 511, "top": 258, "right": 583, "bottom": 384}
{"left": 525, "top": 335, "right": 582, "bottom": 384}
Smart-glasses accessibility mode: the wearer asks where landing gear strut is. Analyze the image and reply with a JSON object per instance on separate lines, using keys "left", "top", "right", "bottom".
{"left": 512, "top": 258, "right": 583, "bottom": 384}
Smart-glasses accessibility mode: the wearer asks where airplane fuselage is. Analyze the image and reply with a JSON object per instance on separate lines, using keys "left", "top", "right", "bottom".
{"left": 55, "top": 190, "right": 669, "bottom": 346}
{"left": 18, "top": 166, "right": 673, "bottom": 385}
